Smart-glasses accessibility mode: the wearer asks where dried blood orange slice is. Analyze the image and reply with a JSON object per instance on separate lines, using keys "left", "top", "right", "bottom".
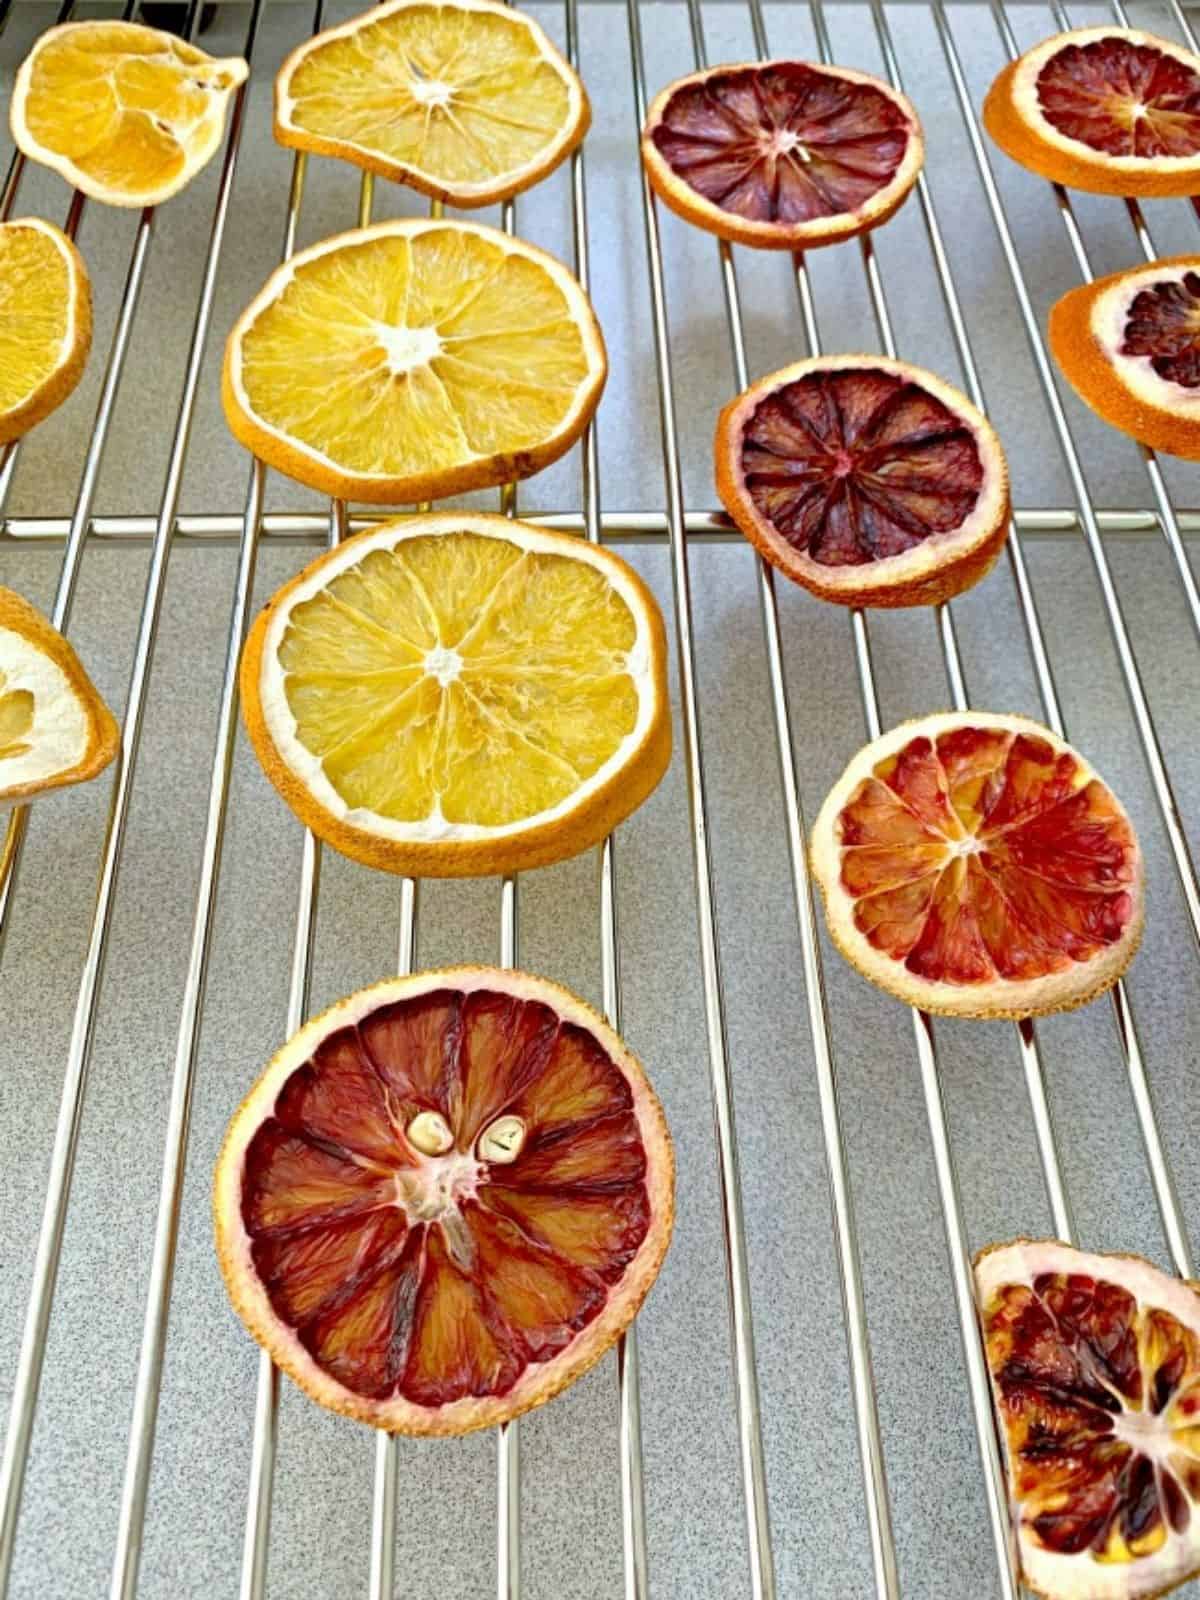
{"left": 640, "top": 60, "right": 923, "bottom": 250}
{"left": 214, "top": 967, "right": 674, "bottom": 1435}
{"left": 1051, "top": 256, "right": 1200, "bottom": 461}
{"left": 810, "top": 712, "right": 1143, "bottom": 1019}
{"left": 978, "top": 1239, "right": 1200, "bottom": 1600}
{"left": 984, "top": 27, "right": 1200, "bottom": 197}
{"left": 714, "top": 355, "right": 1010, "bottom": 608}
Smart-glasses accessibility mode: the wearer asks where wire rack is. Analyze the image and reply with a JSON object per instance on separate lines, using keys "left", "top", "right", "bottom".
{"left": 3, "top": 0, "right": 1200, "bottom": 1597}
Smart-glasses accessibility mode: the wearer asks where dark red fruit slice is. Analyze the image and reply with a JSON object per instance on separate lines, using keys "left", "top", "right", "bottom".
{"left": 1037, "top": 36, "right": 1200, "bottom": 158}
{"left": 1122, "top": 268, "right": 1200, "bottom": 386}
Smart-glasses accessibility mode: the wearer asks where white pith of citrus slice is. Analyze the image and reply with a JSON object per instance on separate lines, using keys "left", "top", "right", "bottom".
{"left": 10, "top": 21, "right": 248, "bottom": 208}
{"left": 0, "top": 217, "right": 92, "bottom": 446}
{"left": 214, "top": 966, "right": 675, "bottom": 1436}
{"left": 274, "top": 0, "right": 590, "bottom": 207}
{"left": 977, "top": 1239, "right": 1200, "bottom": 1600}
{"left": 239, "top": 513, "right": 671, "bottom": 878}
{"left": 222, "top": 218, "right": 607, "bottom": 505}
{"left": 810, "top": 712, "right": 1143, "bottom": 1019}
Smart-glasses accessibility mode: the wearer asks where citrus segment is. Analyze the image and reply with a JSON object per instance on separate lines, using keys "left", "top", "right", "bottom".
{"left": 715, "top": 355, "right": 1010, "bottom": 607}
{"left": 811, "top": 712, "right": 1142, "bottom": 1018}
{"left": 214, "top": 967, "right": 674, "bottom": 1434}
{"left": 275, "top": 0, "right": 589, "bottom": 206}
{"left": 11, "top": 21, "right": 247, "bottom": 207}
{"left": 0, "top": 218, "right": 91, "bottom": 445}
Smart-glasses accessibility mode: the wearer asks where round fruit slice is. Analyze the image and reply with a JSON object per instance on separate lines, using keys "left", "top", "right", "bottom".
{"left": 984, "top": 27, "right": 1200, "bottom": 197}
{"left": 214, "top": 966, "right": 674, "bottom": 1434}
{"left": 223, "top": 219, "right": 606, "bottom": 504}
{"left": 978, "top": 1239, "right": 1200, "bottom": 1600}
{"left": 640, "top": 60, "right": 924, "bottom": 250}
{"left": 239, "top": 512, "right": 670, "bottom": 877}
{"left": 0, "top": 586, "right": 118, "bottom": 804}
{"left": 714, "top": 355, "right": 1010, "bottom": 608}
{"left": 275, "top": 0, "right": 590, "bottom": 208}
{"left": 0, "top": 218, "right": 91, "bottom": 446}
{"left": 810, "top": 712, "right": 1143, "bottom": 1019}
{"left": 11, "top": 21, "right": 248, "bottom": 208}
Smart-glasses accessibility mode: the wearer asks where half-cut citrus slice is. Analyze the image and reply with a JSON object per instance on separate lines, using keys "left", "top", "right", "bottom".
{"left": 714, "top": 355, "right": 1010, "bottom": 608}
{"left": 215, "top": 966, "right": 674, "bottom": 1435}
{"left": 978, "top": 1239, "right": 1200, "bottom": 1600}
{"left": 240, "top": 512, "right": 670, "bottom": 877}
{"left": 811, "top": 712, "right": 1143, "bottom": 1019}
{"left": 984, "top": 27, "right": 1200, "bottom": 197}
{"left": 640, "top": 60, "right": 923, "bottom": 250}
{"left": 0, "top": 218, "right": 91, "bottom": 446}
{"left": 275, "top": 0, "right": 589, "bottom": 208}
{"left": 0, "top": 586, "right": 118, "bottom": 804}
{"left": 11, "top": 20, "right": 247, "bottom": 208}
{"left": 223, "top": 219, "right": 606, "bottom": 504}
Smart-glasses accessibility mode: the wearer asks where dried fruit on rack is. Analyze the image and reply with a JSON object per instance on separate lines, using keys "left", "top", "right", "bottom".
{"left": 10, "top": 21, "right": 247, "bottom": 208}
{"left": 984, "top": 27, "right": 1200, "bottom": 197}
{"left": 222, "top": 219, "right": 606, "bottom": 504}
{"left": 0, "top": 218, "right": 91, "bottom": 445}
{"left": 0, "top": 586, "right": 118, "bottom": 804}
{"left": 274, "top": 0, "right": 589, "bottom": 207}
{"left": 214, "top": 966, "right": 674, "bottom": 1435}
{"left": 640, "top": 60, "right": 923, "bottom": 250}
{"left": 810, "top": 712, "right": 1143, "bottom": 1019}
{"left": 714, "top": 355, "right": 1010, "bottom": 608}
{"left": 978, "top": 1238, "right": 1200, "bottom": 1600}
{"left": 239, "top": 512, "right": 670, "bottom": 877}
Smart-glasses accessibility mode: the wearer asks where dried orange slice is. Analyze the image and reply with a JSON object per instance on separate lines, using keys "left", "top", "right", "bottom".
{"left": 275, "top": 0, "right": 589, "bottom": 208}
{"left": 239, "top": 512, "right": 670, "bottom": 878}
{"left": 984, "top": 27, "right": 1200, "bottom": 197}
{"left": 0, "top": 586, "right": 118, "bottom": 804}
{"left": 640, "top": 60, "right": 923, "bottom": 250}
{"left": 714, "top": 355, "right": 1010, "bottom": 608}
{"left": 214, "top": 966, "right": 674, "bottom": 1435}
{"left": 978, "top": 1239, "right": 1200, "bottom": 1600}
{"left": 810, "top": 712, "right": 1143, "bottom": 1019}
{"left": 10, "top": 20, "right": 247, "bottom": 208}
{"left": 223, "top": 219, "right": 606, "bottom": 504}
{"left": 0, "top": 218, "right": 91, "bottom": 446}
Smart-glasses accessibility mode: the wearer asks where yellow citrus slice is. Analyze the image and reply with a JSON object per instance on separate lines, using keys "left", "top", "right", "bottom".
{"left": 0, "top": 586, "right": 118, "bottom": 803}
{"left": 222, "top": 219, "right": 607, "bottom": 504}
{"left": 10, "top": 20, "right": 248, "bottom": 208}
{"left": 0, "top": 218, "right": 91, "bottom": 446}
{"left": 239, "top": 512, "right": 671, "bottom": 877}
{"left": 275, "top": 0, "right": 590, "bottom": 207}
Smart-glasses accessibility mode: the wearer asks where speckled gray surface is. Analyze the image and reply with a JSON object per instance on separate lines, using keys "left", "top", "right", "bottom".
{"left": 3, "top": 1, "right": 1200, "bottom": 1596}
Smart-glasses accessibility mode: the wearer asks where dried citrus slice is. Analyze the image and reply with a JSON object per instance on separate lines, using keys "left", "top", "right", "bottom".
{"left": 214, "top": 966, "right": 674, "bottom": 1435}
{"left": 0, "top": 586, "right": 118, "bottom": 804}
{"left": 640, "top": 60, "right": 924, "bottom": 250}
{"left": 810, "top": 712, "right": 1143, "bottom": 1019}
{"left": 239, "top": 512, "right": 670, "bottom": 878}
{"left": 714, "top": 355, "right": 1010, "bottom": 608}
{"left": 10, "top": 20, "right": 247, "bottom": 208}
{"left": 274, "top": 0, "right": 589, "bottom": 208}
{"left": 984, "top": 27, "right": 1200, "bottom": 197}
{"left": 222, "top": 219, "right": 606, "bottom": 504}
{"left": 978, "top": 1239, "right": 1200, "bottom": 1600}
{"left": 0, "top": 218, "right": 91, "bottom": 446}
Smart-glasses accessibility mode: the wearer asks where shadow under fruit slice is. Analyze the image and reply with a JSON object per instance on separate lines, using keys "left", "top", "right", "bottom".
{"left": 214, "top": 967, "right": 674, "bottom": 1435}
{"left": 984, "top": 27, "right": 1200, "bottom": 197}
{"left": 810, "top": 711, "right": 1143, "bottom": 1019}
{"left": 640, "top": 59, "right": 923, "bottom": 250}
{"left": 714, "top": 354, "right": 1010, "bottom": 608}
{"left": 977, "top": 1239, "right": 1200, "bottom": 1600}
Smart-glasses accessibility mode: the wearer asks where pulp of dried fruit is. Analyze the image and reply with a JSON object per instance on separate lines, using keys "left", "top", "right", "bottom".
{"left": 0, "top": 218, "right": 91, "bottom": 445}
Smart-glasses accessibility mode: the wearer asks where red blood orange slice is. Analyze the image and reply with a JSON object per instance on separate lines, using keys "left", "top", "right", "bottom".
{"left": 214, "top": 967, "right": 674, "bottom": 1435}
{"left": 984, "top": 27, "right": 1200, "bottom": 197}
{"left": 810, "top": 712, "right": 1143, "bottom": 1019}
{"left": 714, "top": 355, "right": 1010, "bottom": 608}
{"left": 1051, "top": 256, "right": 1200, "bottom": 460}
{"left": 977, "top": 1239, "right": 1200, "bottom": 1600}
{"left": 640, "top": 60, "right": 923, "bottom": 250}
